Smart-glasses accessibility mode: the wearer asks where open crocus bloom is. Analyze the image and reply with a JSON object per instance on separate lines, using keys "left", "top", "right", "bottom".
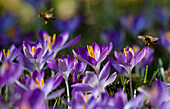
{"left": 110, "top": 46, "right": 146, "bottom": 73}
{"left": 73, "top": 42, "right": 112, "bottom": 73}
{"left": 71, "top": 62, "right": 117, "bottom": 96}
{"left": 38, "top": 30, "right": 81, "bottom": 58}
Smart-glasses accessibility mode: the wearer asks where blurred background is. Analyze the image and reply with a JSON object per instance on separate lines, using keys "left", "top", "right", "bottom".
{"left": 0, "top": 0, "right": 170, "bottom": 76}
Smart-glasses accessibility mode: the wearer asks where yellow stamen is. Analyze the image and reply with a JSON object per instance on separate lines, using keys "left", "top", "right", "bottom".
{"left": 85, "top": 93, "right": 88, "bottom": 103}
{"left": 44, "top": 34, "right": 48, "bottom": 41}
{"left": 3, "top": 49, "right": 9, "bottom": 58}
{"left": 123, "top": 48, "right": 131, "bottom": 57}
{"left": 35, "top": 77, "right": 41, "bottom": 89}
{"left": 41, "top": 79, "right": 44, "bottom": 87}
{"left": 32, "top": 46, "right": 36, "bottom": 58}
{"left": 52, "top": 33, "right": 56, "bottom": 45}
{"left": 48, "top": 36, "right": 52, "bottom": 51}
{"left": 165, "top": 32, "right": 170, "bottom": 42}
{"left": 87, "top": 45, "right": 95, "bottom": 59}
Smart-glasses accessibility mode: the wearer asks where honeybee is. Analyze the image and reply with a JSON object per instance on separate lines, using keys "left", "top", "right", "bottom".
{"left": 39, "top": 8, "right": 55, "bottom": 24}
{"left": 138, "top": 35, "right": 159, "bottom": 48}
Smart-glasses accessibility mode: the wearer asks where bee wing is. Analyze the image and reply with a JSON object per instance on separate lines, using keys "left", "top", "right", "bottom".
{"left": 138, "top": 35, "right": 145, "bottom": 41}
{"left": 151, "top": 37, "right": 159, "bottom": 42}
{"left": 46, "top": 8, "right": 54, "bottom": 13}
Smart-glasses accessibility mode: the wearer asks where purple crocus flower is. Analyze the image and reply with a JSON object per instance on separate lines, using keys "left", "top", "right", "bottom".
{"left": 113, "top": 46, "right": 147, "bottom": 73}
{"left": 155, "top": 5, "right": 170, "bottom": 26}
{"left": 101, "top": 29, "right": 125, "bottom": 49}
{"left": 38, "top": 30, "right": 81, "bottom": 58}
{"left": 73, "top": 42, "right": 112, "bottom": 73}
{"left": 22, "top": 40, "right": 54, "bottom": 72}
{"left": 0, "top": 44, "right": 22, "bottom": 62}
{"left": 113, "top": 89, "right": 144, "bottom": 109}
{"left": 71, "top": 62, "right": 117, "bottom": 96}
{"left": 54, "top": 15, "right": 82, "bottom": 34}
{"left": 0, "top": 27, "right": 34, "bottom": 47}
{"left": 120, "top": 14, "right": 151, "bottom": 35}
{"left": 71, "top": 91, "right": 114, "bottom": 109}
{"left": 18, "top": 70, "right": 65, "bottom": 100}
{"left": 108, "top": 45, "right": 146, "bottom": 97}
{"left": 47, "top": 55, "right": 79, "bottom": 108}
{"left": 138, "top": 79, "right": 170, "bottom": 109}
{"left": 132, "top": 45, "right": 154, "bottom": 74}
{"left": 160, "top": 30, "right": 170, "bottom": 52}
{"left": 0, "top": 60, "right": 23, "bottom": 87}
{"left": 14, "top": 88, "right": 47, "bottom": 109}
{"left": 0, "top": 12, "right": 15, "bottom": 33}
{"left": 72, "top": 62, "right": 87, "bottom": 84}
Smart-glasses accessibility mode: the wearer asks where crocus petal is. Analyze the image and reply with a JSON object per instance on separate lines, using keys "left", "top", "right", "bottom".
{"left": 114, "top": 51, "right": 126, "bottom": 65}
{"left": 47, "top": 59, "right": 59, "bottom": 72}
{"left": 34, "top": 48, "right": 43, "bottom": 59}
{"left": 97, "top": 49, "right": 108, "bottom": 63}
{"left": 134, "top": 47, "right": 147, "bottom": 66}
{"left": 46, "top": 88, "right": 65, "bottom": 100}
{"left": 40, "top": 51, "right": 54, "bottom": 69}
{"left": 23, "top": 46, "right": 33, "bottom": 59}
{"left": 84, "top": 71, "right": 99, "bottom": 88}
{"left": 92, "top": 42, "right": 100, "bottom": 60}
{"left": 73, "top": 50, "right": 93, "bottom": 67}
{"left": 71, "top": 83, "right": 93, "bottom": 92}
{"left": 38, "top": 30, "right": 47, "bottom": 45}
{"left": 99, "top": 61, "right": 110, "bottom": 82}
{"left": 52, "top": 75, "right": 63, "bottom": 90}
{"left": 42, "top": 79, "right": 54, "bottom": 97}
{"left": 104, "top": 72, "right": 117, "bottom": 87}
{"left": 53, "top": 32, "right": 69, "bottom": 49}
{"left": 125, "top": 51, "right": 134, "bottom": 65}
{"left": 124, "top": 94, "right": 144, "bottom": 109}
{"left": 63, "top": 35, "right": 81, "bottom": 49}
{"left": 58, "top": 59, "right": 67, "bottom": 72}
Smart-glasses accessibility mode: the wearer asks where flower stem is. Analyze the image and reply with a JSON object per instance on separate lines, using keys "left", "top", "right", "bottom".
{"left": 128, "top": 72, "right": 133, "bottom": 98}
{"left": 65, "top": 80, "right": 71, "bottom": 109}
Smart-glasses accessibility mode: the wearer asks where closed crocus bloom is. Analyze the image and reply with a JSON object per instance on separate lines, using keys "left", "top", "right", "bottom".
{"left": 73, "top": 42, "right": 112, "bottom": 73}
{"left": 160, "top": 30, "right": 170, "bottom": 52}
{"left": 101, "top": 29, "right": 125, "bottom": 49}
{"left": 120, "top": 14, "right": 150, "bottom": 35}
{"left": 54, "top": 15, "right": 82, "bottom": 34}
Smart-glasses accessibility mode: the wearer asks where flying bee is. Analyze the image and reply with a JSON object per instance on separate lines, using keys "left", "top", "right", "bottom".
{"left": 138, "top": 35, "right": 159, "bottom": 48}
{"left": 39, "top": 8, "right": 55, "bottom": 24}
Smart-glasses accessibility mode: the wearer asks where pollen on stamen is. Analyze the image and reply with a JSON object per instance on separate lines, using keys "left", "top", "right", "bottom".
{"left": 87, "top": 45, "right": 95, "bottom": 59}
{"left": 35, "top": 77, "right": 41, "bottom": 89}
{"left": 52, "top": 33, "right": 56, "bottom": 45}
{"left": 32, "top": 46, "right": 36, "bottom": 58}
